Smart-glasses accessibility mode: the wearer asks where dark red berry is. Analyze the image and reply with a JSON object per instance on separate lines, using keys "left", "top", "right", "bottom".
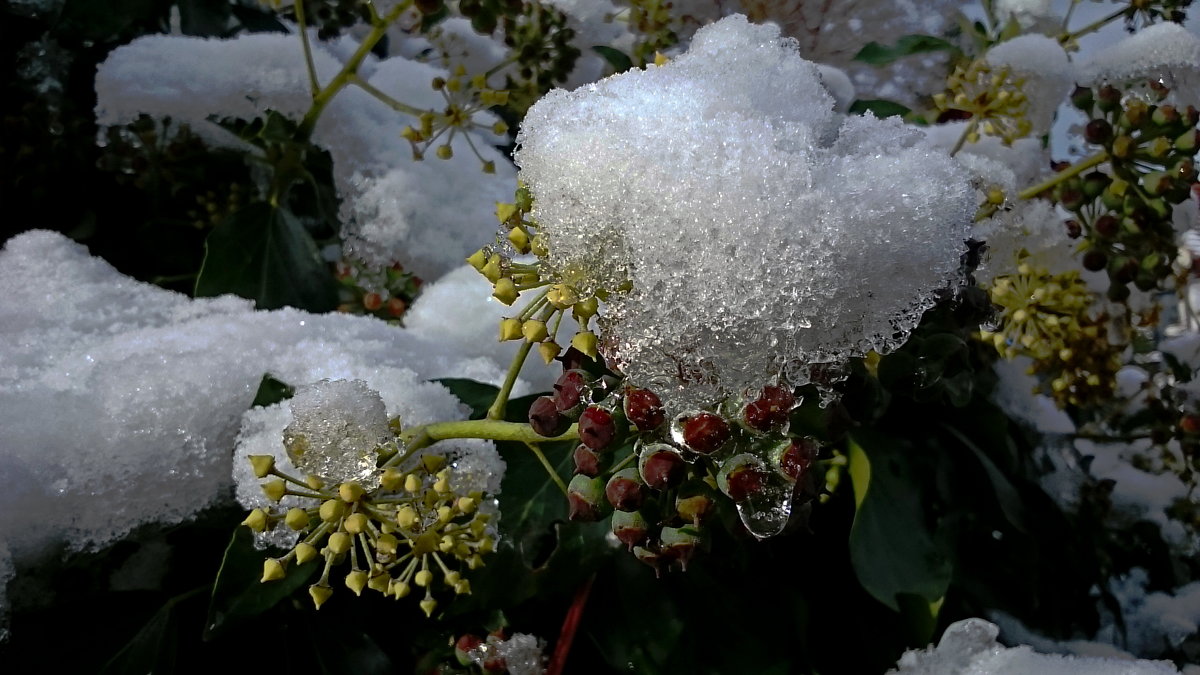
{"left": 1181, "top": 415, "right": 1200, "bottom": 434}
{"left": 1085, "top": 118, "right": 1112, "bottom": 145}
{"left": 1065, "top": 219, "right": 1082, "bottom": 238}
{"left": 567, "top": 474, "right": 606, "bottom": 521}
{"left": 725, "top": 464, "right": 767, "bottom": 502}
{"left": 605, "top": 468, "right": 644, "bottom": 511}
{"left": 573, "top": 445, "right": 602, "bottom": 476}
{"left": 529, "top": 396, "right": 567, "bottom": 436}
{"left": 1083, "top": 250, "right": 1108, "bottom": 272}
{"left": 779, "top": 438, "right": 819, "bottom": 481}
{"left": 455, "top": 634, "right": 483, "bottom": 666}
{"left": 743, "top": 385, "right": 795, "bottom": 431}
{"left": 639, "top": 447, "right": 686, "bottom": 490}
{"left": 553, "top": 370, "right": 588, "bottom": 411}
{"left": 682, "top": 412, "right": 731, "bottom": 454}
{"left": 579, "top": 406, "right": 617, "bottom": 450}
{"left": 624, "top": 388, "right": 665, "bottom": 430}
{"left": 1094, "top": 214, "right": 1119, "bottom": 238}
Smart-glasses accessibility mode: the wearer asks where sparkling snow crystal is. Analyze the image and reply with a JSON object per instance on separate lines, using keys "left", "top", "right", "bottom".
{"left": 282, "top": 379, "right": 392, "bottom": 488}
{"left": 1080, "top": 21, "right": 1200, "bottom": 100}
{"left": 516, "top": 15, "right": 974, "bottom": 408}
{"left": 892, "top": 618, "right": 1181, "bottom": 675}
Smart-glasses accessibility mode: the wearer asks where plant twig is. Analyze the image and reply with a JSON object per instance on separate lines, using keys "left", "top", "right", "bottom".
{"left": 526, "top": 442, "right": 569, "bottom": 496}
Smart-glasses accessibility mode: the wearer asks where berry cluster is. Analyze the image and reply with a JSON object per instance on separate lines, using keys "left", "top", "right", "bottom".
{"left": 1061, "top": 81, "right": 1199, "bottom": 299}
{"left": 529, "top": 360, "right": 823, "bottom": 572}
{"left": 335, "top": 257, "right": 422, "bottom": 320}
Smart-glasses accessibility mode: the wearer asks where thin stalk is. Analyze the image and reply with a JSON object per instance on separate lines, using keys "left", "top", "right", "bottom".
{"left": 526, "top": 443, "right": 569, "bottom": 496}
{"left": 348, "top": 74, "right": 426, "bottom": 116}
{"left": 1017, "top": 151, "right": 1107, "bottom": 200}
{"left": 949, "top": 118, "right": 978, "bottom": 157}
{"left": 400, "top": 419, "right": 579, "bottom": 447}
{"left": 486, "top": 341, "right": 535, "bottom": 420}
{"left": 293, "top": 0, "right": 321, "bottom": 97}
{"left": 1062, "top": 7, "right": 1126, "bottom": 43}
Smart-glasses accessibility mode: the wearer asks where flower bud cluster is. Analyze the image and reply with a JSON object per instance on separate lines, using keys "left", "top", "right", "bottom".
{"left": 1060, "top": 81, "right": 1199, "bottom": 297}
{"left": 334, "top": 257, "right": 421, "bottom": 320}
{"left": 934, "top": 60, "right": 1032, "bottom": 145}
{"left": 399, "top": 64, "right": 511, "bottom": 172}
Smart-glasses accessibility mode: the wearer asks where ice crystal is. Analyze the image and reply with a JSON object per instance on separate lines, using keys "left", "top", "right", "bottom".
{"left": 516, "top": 15, "right": 974, "bottom": 409}
{"left": 1080, "top": 21, "right": 1200, "bottom": 100}
{"left": 282, "top": 380, "right": 392, "bottom": 488}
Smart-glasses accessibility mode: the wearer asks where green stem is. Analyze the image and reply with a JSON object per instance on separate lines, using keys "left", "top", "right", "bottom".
{"left": 526, "top": 443, "right": 569, "bottom": 496}
{"left": 608, "top": 451, "right": 636, "bottom": 475}
{"left": 400, "top": 419, "right": 579, "bottom": 447}
{"left": 296, "top": 2, "right": 410, "bottom": 140}
{"left": 348, "top": 74, "right": 426, "bottom": 117}
{"left": 1061, "top": 7, "right": 1126, "bottom": 43}
{"left": 293, "top": 0, "right": 321, "bottom": 97}
{"left": 949, "top": 118, "right": 978, "bottom": 157}
{"left": 487, "top": 340, "right": 535, "bottom": 420}
{"left": 1017, "top": 151, "right": 1107, "bottom": 200}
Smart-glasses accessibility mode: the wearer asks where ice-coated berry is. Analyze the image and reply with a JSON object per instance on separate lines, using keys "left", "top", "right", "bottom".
{"left": 718, "top": 454, "right": 768, "bottom": 502}
{"left": 605, "top": 468, "right": 645, "bottom": 511}
{"left": 680, "top": 412, "right": 731, "bottom": 454}
{"left": 573, "top": 445, "right": 603, "bottom": 476}
{"left": 567, "top": 474, "right": 607, "bottom": 521}
{"left": 529, "top": 396, "right": 567, "bottom": 436}
{"left": 611, "top": 510, "right": 649, "bottom": 550}
{"left": 639, "top": 445, "right": 687, "bottom": 490}
{"left": 659, "top": 526, "right": 701, "bottom": 570}
{"left": 579, "top": 406, "right": 617, "bottom": 450}
{"left": 553, "top": 370, "right": 589, "bottom": 412}
{"left": 455, "top": 634, "right": 483, "bottom": 666}
{"left": 675, "top": 482, "right": 715, "bottom": 524}
{"left": 742, "top": 385, "right": 796, "bottom": 431}
{"left": 779, "top": 437, "right": 819, "bottom": 481}
{"left": 624, "top": 387, "right": 665, "bottom": 431}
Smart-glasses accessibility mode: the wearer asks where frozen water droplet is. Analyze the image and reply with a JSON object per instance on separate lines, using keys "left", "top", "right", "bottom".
{"left": 734, "top": 471, "right": 795, "bottom": 539}
{"left": 283, "top": 379, "right": 391, "bottom": 489}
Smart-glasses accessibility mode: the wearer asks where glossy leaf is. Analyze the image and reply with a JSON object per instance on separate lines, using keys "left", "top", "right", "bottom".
{"left": 854, "top": 35, "right": 959, "bottom": 66}
{"left": 204, "top": 528, "right": 319, "bottom": 639}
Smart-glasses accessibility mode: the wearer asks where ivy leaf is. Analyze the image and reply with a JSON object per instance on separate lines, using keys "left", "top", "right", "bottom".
{"left": 195, "top": 201, "right": 338, "bottom": 312}
{"left": 204, "top": 527, "right": 319, "bottom": 639}
{"left": 99, "top": 589, "right": 206, "bottom": 675}
{"left": 251, "top": 373, "right": 295, "bottom": 408}
{"left": 848, "top": 99, "right": 912, "bottom": 119}
{"left": 593, "top": 46, "right": 634, "bottom": 73}
{"left": 847, "top": 431, "right": 951, "bottom": 613}
{"left": 854, "top": 35, "right": 959, "bottom": 66}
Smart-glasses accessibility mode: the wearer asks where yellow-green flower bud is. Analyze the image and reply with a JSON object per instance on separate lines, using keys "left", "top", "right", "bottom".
{"left": 305, "top": 475, "right": 324, "bottom": 490}
{"left": 309, "top": 584, "right": 333, "bottom": 609}
{"left": 433, "top": 475, "right": 450, "bottom": 494}
{"left": 319, "top": 499, "right": 345, "bottom": 523}
{"left": 345, "top": 570, "right": 369, "bottom": 596}
{"left": 538, "top": 341, "right": 562, "bottom": 364}
{"left": 284, "top": 508, "right": 310, "bottom": 531}
{"left": 573, "top": 297, "right": 599, "bottom": 320}
{"left": 262, "top": 479, "right": 287, "bottom": 502}
{"left": 571, "top": 331, "right": 598, "bottom": 359}
{"left": 436, "top": 144, "right": 453, "bottom": 160}
{"left": 397, "top": 505, "right": 418, "bottom": 529}
{"left": 242, "top": 508, "right": 268, "bottom": 532}
{"left": 248, "top": 455, "right": 275, "bottom": 478}
{"left": 481, "top": 256, "right": 502, "bottom": 283}
{"left": 454, "top": 579, "right": 471, "bottom": 595}
{"left": 522, "top": 319, "right": 548, "bottom": 343}
{"left": 261, "top": 558, "right": 286, "bottom": 582}
{"left": 391, "top": 579, "right": 411, "bottom": 599}
{"left": 530, "top": 233, "right": 549, "bottom": 258}
{"left": 547, "top": 284, "right": 577, "bottom": 309}
{"left": 444, "top": 570, "right": 461, "bottom": 585}
{"left": 368, "top": 574, "right": 390, "bottom": 594}
{"left": 339, "top": 482, "right": 365, "bottom": 503}
{"left": 415, "top": 569, "right": 433, "bottom": 587}
{"left": 381, "top": 468, "right": 405, "bottom": 492}
{"left": 467, "top": 248, "right": 489, "bottom": 271}
{"left": 482, "top": 161, "right": 496, "bottom": 174}
{"left": 377, "top": 533, "right": 399, "bottom": 556}
{"left": 440, "top": 534, "right": 456, "bottom": 553}
{"left": 344, "top": 513, "right": 369, "bottom": 534}
{"left": 294, "top": 542, "right": 318, "bottom": 564}
{"left": 499, "top": 317, "right": 523, "bottom": 341}
{"left": 420, "top": 597, "right": 437, "bottom": 617}
{"left": 404, "top": 473, "right": 422, "bottom": 494}
{"left": 456, "top": 496, "right": 477, "bottom": 514}
{"left": 493, "top": 278, "right": 519, "bottom": 305}
{"left": 507, "top": 227, "right": 531, "bottom": 253}
{"left": 400, "top": 125, "right": 423, "bottom": 142}
{"left": 495, "top": 202, "right": 518, "bottom": 225}
{"left": 327, "top": 531, "right": 352, "bottom": 556}
{"left": 492, "top": 120, "right": 509, "bottom": 135}
{"left": 436, "top": 505, "right": 453, "bottom": 523}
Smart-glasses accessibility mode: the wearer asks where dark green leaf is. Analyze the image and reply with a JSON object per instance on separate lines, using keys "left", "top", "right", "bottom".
{"left": 593, "top": 45, "right": 634, "bottom": 73}
{"left": 195, "top": 201, "right": 338, "bottom": 312}
{"left": 434, "top": 378, "right": 500, "bottom": 419}
{"left": 942, "top": 424, "right": 1031, "bottom": 534}
{"left": 100, "top": 587, "right": 206, "bottom": 675}
{"left": 498, "top": 439, "right": 575, "bottom": 560}
{"left": 847, "top": 431, "right": 952, "bottom": 612}
{"left": 177, "top": 0, "right": 232, "bottom": 36}
{"left": 56, "top": 0, "right": 162, "bottom": 41}
{"left": 251, "top": 373, "right": 295, "bottom": 408}
{"left": 204, "top": 527, "right": 319, "bottom": 639}
{"left": 230, "top": 3, "right": 290, "bottom": 32}
{"left": 848, "top": 99, "right": 913, "bottom": 118}
{"left": 854, "top": 35, "right": 959, "bottom": 66}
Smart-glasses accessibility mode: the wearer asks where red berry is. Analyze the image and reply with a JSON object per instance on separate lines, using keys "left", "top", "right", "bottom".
{"left": 529, "top": 396, "right": 567, "bottom": 436}
{"left": 1181, "top": 414, "right": 1200, "bottom": 434}
{"left": 725, "top": 464, "right": 767, "bottom": 502}
{"left": 682, "top": 412, "right": 731, "bottom": 454}
{"left": 743, "top": 387, "right": 794, "bottom": 431}
{"left": 573, "top": 445, "right": 602, "bottom": 476}
{"left": 579, "top": 406, "right": 617, "bottom": 450}
{"left": 639, "top": 447, "right": 686, "bottom": 490}
{"left": 455, "top": 634, "right": 483, "bottom": 666}
{"left": 553, "top": 370, "right": 588, "bottom": 411}
{"left": 605, "top": 469, "right": 644, "bottom": 511}
{"left": 624, "top": 388, "right": 665, "bottom": 431}
{"left": 362, "top": 292, "right": 384, "bottom": 311}
{"left": 779, "top": 438, "right": 819, "bottom": 481}
{"left": 386, "top": 297, "right": 407, "bottom": 317}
